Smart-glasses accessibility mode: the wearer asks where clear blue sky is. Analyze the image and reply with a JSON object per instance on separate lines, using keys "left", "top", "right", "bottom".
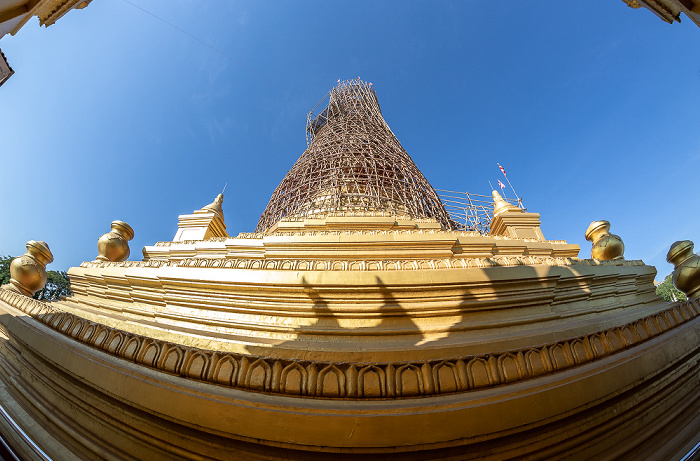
{"left": 1, "top": 1, "right": 699, "bottom": 279}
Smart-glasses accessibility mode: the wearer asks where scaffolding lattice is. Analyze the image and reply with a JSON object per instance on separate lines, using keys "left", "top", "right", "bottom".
{"left": 256, "top": 78, "right": 453, "bottom": 232}
{"left": 435, "top": 190, "right": 523, "bottom": 234}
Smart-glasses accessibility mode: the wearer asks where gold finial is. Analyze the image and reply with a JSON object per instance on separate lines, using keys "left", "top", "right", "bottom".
{"left": 97, "top": 221, "right": 134, "bottom": 262}
{"left": 621, "top": 0, "right": 642, "bottom": 8}
{"left": 200, "top": 193, "right": 224, "bottom": 220}
{"left": 6, "top": 241, "right": 54, "bottom": 297}
{"left": 492, "top": 190, "right": 521, "bottom": 216}
{"left": 666, "top": 240, "right": 700, "bottom": 299}
{"left": 172, "top": 194, "right": 228, "bottom": 242}
{"left": 585, "top": 220, "right": 624, "bottom": 260}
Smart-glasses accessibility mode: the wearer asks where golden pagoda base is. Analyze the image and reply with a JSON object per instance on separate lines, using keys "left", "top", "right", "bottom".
{"left": 0, "top": 216, "right": 698, "bottom": 459}
{"left": 0, "top": 293, "right": 698, "bottom": 460}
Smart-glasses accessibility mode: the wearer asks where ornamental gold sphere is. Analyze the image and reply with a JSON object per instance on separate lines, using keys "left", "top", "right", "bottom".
{"left": 97, "top": 221, "right": 134, "bottom": 262}
{"left": 9, "top": 241, "right": 54, "bottom": 297}
{"left": 666, "top": 240, "right": 700, "bottom": 300}
{"left": 585, "top": 220, "right": 624, "bottom": 261}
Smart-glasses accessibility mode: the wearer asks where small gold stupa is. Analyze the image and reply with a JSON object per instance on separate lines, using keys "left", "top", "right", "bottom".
{"left": 0, "top": 79, "right": 698, "bottom": 460}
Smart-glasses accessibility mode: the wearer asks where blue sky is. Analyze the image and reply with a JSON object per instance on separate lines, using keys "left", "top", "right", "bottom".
{"left": 1, "top": 1, "right": 699, "bottom": 278}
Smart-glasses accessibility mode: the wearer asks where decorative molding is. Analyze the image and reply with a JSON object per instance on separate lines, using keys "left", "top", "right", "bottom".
{"left": 81, "top": 259, "right": 178, "bottom": 268}
{"left": 233, "top": 234, "right": 262, "bottom": 240}
{"left": 577, "top": 259, "right": 645, "bottom": 266}
{"left": 0, "top": 48, "right": 14, "bottom": 88}
{"left": 35, "top": 0, "right": 90, "bottom": 26}
{"left": 638, "top": 0, "right": 679, "bottom": 23}
{"left": 2, "top": 288, "right": 695, "bottom": 400}
{"left": 151, "top": 232, "right": 571, "bottom": 245}
{"left": 81, "top": 257, "right": 644, "bottom": 271}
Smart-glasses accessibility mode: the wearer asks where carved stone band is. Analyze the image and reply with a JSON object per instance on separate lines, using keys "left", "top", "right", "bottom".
{"left": 82, "top": 257, "right": 645, "bottom": 271}
{"left": 1, "top": 288, "right": 696, "bottom": 400}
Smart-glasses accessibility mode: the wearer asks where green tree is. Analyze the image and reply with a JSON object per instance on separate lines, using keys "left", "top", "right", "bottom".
{"left": 0, "top": 255, "right": 11, "bottom": 286}
{"left": 0, "top": 255, "right": 71, "bottom": 300}
{"left": 34, "top": 270, "right": 72, "bottom": 301}
{"left": 656, "top": 273, "right": 686, "bottom": 303}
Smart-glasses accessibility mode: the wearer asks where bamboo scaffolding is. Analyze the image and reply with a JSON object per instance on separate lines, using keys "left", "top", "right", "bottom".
{"left": 434, "top": 189, "right": 524, "bottom": 234}
{"left": 256, "top": 78, "right": 453, "bottom": 232}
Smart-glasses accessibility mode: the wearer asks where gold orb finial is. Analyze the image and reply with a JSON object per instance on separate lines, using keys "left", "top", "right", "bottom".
{"left": 7, "top": 241, "right": 54, "bottom": 297}
{"left": 585, "top": 220, "right": 624, "bottom": 260}
{"left": 666, "top": 240, "right": 700, "bottom": 299}
{"left": 97, "top": 221, "right": 134, "bottom": 262}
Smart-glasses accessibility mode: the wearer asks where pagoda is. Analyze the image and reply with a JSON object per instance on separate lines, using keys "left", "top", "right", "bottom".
{"left": 0, "top": 79, "right": 698, "bottom": 460}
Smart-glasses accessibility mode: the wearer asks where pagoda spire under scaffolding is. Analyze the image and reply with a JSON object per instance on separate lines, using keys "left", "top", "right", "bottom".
{"left": 256, "top": 78, "right": 452, "bottom": 233}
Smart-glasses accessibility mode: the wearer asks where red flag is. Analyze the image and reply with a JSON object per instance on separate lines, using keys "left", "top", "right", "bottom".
{"left": 498, "top": 163, "right": 506, "bottom": 177}
{"left": 498, "top": 180, "right": 505, "bottom": 190}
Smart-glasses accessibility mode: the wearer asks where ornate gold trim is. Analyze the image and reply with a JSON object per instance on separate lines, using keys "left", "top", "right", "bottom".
{"left": 1, "top": 288, "right": 696, "bottom": 400}
{"left": 36, "top": 0, "right": 90, "bottom": 26}
{"left": 151, "top": 232, "right": 570, "bottom": 244}
{"left": 81, "top": 257, "right": 644, "bottom": 271}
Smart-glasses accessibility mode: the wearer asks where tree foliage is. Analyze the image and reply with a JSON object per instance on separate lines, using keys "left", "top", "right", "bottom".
{"left": 34, "top": 270, "right": 72, "bottom": 301}
{"left": 656, "top": 273, "right": 686, "bottom": 303}
{"left": 0, "top": 255, "right": 11, "bottom": 286}
{"left": 0, "top": 255, "right": 71, "bottom": 301}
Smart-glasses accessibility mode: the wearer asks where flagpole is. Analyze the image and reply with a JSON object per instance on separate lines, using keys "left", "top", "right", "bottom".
{"left": 505, "top": 176, "right": 519, "bottom": 202}
{"left": 497, "top": 163, "right": 521, "bottom": 208}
